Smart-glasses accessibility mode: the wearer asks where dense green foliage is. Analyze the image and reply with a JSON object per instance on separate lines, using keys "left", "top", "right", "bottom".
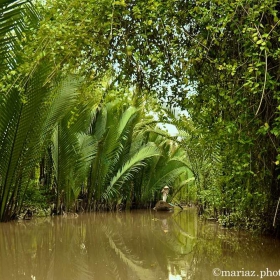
{"left": 0, "top": 0, "right": 280, "bottom": 234}
{"left": 176, "top": 0, "right": 280, "bottom": 232}
{"left": 0, "top": 0, "right": 192, "bottom": 221}
{"left": 45, "top": 95, "right": 191, "bottom": 213}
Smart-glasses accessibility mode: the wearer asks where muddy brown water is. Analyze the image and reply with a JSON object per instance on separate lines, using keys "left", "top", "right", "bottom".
{"left": 0, "top": 208, "right": 279, "bottom": 280}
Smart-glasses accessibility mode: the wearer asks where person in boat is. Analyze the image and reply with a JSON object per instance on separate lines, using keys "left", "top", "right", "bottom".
{"left": 161, "top": 186, "right": 169, "bottom": 202}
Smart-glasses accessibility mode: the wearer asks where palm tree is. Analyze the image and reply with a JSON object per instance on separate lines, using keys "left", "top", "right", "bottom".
{"left": 84, "top": 100, "right": 161, "bottom": 211}
{"left": 50, "top": 83, "right": 107, "bottom": 213}
{"left": 0, "top": 0, "right": 39, "bottom": 221}
{"left": 138, "top": 133, "right": 192, "bottom": 206}
{"left": 0, "top": 1, "right": 81, "bottom": 221}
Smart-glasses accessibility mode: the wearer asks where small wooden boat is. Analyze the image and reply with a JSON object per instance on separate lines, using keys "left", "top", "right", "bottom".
{"left": 153, "top": 200, "right": 174, "bottom": 211}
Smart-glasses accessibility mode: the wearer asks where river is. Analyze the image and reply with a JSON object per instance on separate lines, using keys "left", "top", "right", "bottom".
{"left": 0, "top": 208, "right": 279, "bottom": 280}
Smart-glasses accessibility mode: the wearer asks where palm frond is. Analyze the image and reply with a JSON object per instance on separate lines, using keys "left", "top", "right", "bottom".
{"left": 117, "top": 106, "right": 138, "bottom": 137}
{"left": 0, "top": 61, "right": 56, "bottom": 220}
{"left": 102, "top": 143, "right": 160, "bottom": 200}
{"left": 41, "top": 76, "right": 81, "bottom": 142}
{"left": 0, "top": 0, "right": 39, "bottom": 71}
{"left": 88, "top": 103, "right": 139, "bottom": 201}
{"left": 148, "top": 166, "right": 188, "bottom": 192}
{"left": 78, "top": 133, "right": 98, "bottom": 162}
{"left": 0, "top": 67, "right": 80, "bottom": 220}
{"left": 170, "top": 177, "right": 195, "bottom": 200}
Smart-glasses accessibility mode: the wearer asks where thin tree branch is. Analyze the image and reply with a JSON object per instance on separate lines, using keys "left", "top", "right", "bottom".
{"left": 255, "top": 49, "right": 267, "bottom": 116}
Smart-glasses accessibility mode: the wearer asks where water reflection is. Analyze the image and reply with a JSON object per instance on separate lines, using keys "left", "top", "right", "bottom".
{"left": 0, "top": 209, "right": 279, "bottom": 280}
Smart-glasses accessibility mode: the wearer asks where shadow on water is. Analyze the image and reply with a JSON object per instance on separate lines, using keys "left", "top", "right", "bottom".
{"left": 0, "top": 208, "right": 279, "bottom": 280}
